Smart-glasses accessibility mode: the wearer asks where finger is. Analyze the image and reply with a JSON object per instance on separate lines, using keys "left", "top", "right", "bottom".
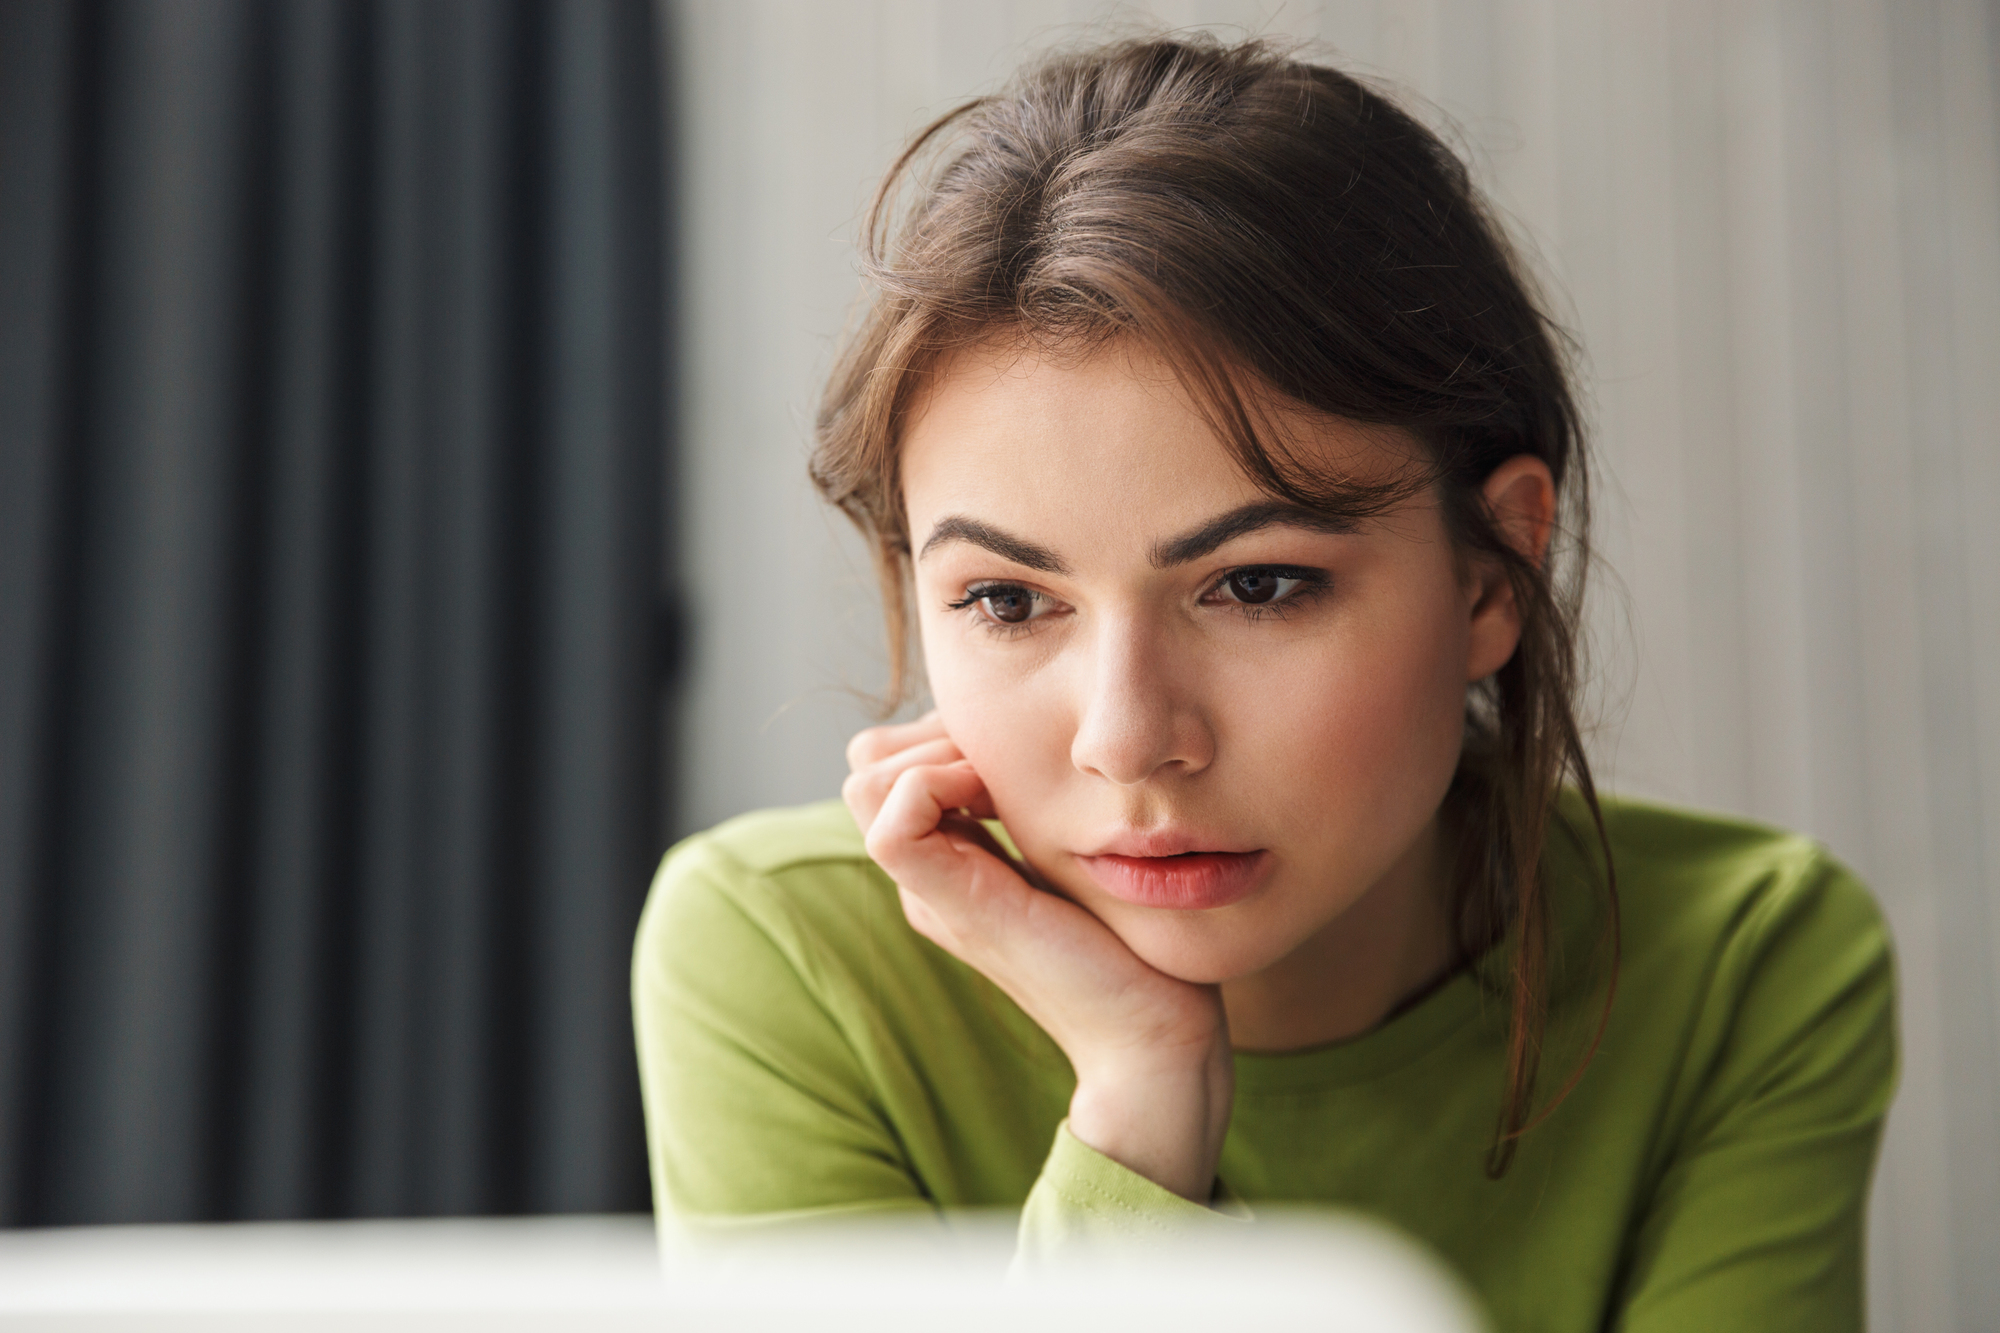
{"left": 841, "top": 735, "right": 966, "bottom": 832}
{"left": 864, "top": 761, "right": 998, "bottom": 887}
{"left": 845, "top": 710, "right": 945, "bottom": 771}
{"left": 845, "top": 710, "right": 941, "bottom": 770}
{"left": 938, "top": 806, "right": 1007, "bottom": 856}
{"left": 877, "top": 772, "right": 1100, "bottom": 1003}
{"left": 872, "top": 775, "right": 1038, "bottom": 951}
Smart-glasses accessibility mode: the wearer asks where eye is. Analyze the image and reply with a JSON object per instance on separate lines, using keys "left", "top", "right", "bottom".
{"left": 1217, "top": 567, "right": 1309, "bottom": 606}
{"left": 949, "top": 582, "right": 1055, "bottom": 627}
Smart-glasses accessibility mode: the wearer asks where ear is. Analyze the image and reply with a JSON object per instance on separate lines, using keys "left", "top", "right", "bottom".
{"left": 1464, "top": 455, "right": 1557, "bottom": 683}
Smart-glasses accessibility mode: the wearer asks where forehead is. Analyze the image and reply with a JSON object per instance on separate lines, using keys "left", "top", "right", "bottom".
{"left": 898, "top": 339, "right": 1415, "bottom": 547}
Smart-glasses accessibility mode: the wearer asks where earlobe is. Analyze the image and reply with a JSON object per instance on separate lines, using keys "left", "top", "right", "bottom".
{"left": 1464, "top": 566, "right": 1521, "bottom": 682}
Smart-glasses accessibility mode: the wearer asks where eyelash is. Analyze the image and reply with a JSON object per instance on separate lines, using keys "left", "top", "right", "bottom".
{"left": 945, "top": 566, "right": 1330, "bottom": 635}
{"left": 944, "top": 584, "right": 1048, "bottom": 637}
{"left": 1215, "top": 566, "right": 1330, "bottom": 621}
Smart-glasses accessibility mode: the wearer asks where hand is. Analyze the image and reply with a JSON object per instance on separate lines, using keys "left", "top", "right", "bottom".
{"left": 843, "top": 711, "right": 1234, "bottom": 1203}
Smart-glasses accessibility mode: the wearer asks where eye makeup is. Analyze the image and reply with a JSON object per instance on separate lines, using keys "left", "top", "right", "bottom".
{"left": 944, "top": 563, "right": 1332, "bottom": 635}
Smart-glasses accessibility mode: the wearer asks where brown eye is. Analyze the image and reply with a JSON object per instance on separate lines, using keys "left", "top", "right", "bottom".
{"left": 947, "top": 581, "right": 1055, "bottom": 629}
{"left": 1226, "top": 569, "right": 1283, "bottom": 604}
{"left": 1211, "top": 567, "right": 1316, "bottom": 610}
{"left": 981, "top": 587, "right": 1038, "bottom": 623}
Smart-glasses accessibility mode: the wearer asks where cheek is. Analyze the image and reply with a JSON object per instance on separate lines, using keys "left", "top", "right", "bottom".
{"left": 1241, "top": 601, "right": 1469, "bottom": 836}
{"left": 921, "top": 621, "right": 1074, "bottom": 810}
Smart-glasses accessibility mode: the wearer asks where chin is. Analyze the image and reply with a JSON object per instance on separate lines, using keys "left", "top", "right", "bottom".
{"left": 1109, "top": 916, "right": 1294, "bottom": 987}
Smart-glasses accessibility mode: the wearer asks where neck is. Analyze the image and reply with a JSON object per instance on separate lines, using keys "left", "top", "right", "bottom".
{"left": 1220, "top": 814, "right": 1457, "bottom": 1053}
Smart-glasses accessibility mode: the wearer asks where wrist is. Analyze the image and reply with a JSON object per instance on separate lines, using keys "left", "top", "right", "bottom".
{"left": 1067, "top": 1040, "right": 1234, "bottom": 1204}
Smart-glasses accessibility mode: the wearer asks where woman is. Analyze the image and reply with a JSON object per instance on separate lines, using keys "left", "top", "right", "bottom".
{"left": 633, "top": 36, "right": 1895, "bottom": 1331}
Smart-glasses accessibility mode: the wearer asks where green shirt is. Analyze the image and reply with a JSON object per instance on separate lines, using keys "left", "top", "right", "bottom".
{"left": 632, "top": 794, "right": 1896, "bottom": 1331}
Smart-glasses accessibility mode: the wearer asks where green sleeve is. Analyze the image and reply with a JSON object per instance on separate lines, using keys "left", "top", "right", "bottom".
{"left": 1015, "top": 1123, "right": 1250, "bottom": 1268}
{"left": 1615, "top": 852, "right": 1898, "bottom": 1331}
{"left": 631, "top": 836, "right": 931, "bottom": 1235}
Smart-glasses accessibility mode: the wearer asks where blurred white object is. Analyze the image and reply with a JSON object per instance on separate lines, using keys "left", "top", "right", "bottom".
{"left": 0, "top": 1210, "right": 1486, "bottom": 1331}
{"left": 0, "top": 1216, "right": 662, "bottom": 1331}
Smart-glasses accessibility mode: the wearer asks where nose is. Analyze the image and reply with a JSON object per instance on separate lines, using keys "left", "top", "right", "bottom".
{"left": 1068, "top": 615, "right": 1214, "bottom": 785}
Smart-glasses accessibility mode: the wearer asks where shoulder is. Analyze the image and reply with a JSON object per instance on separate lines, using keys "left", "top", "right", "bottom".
{"left": 671, "top": 798, "right": 873, "bottom": 875}
{"left": 631, "top": 800, "right": 1060, "bottom": 1095}
{"left": 635, "top": 800, "right": 901, "bottom": 987}
{"left": 1570, "top": 793, "right": 1897, "bottom": 1134}
{"left": 1581, "top": 793, "right": 1889, "bottom": 970}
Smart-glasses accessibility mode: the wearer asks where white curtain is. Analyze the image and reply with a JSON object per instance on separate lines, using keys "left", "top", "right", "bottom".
{"left": 664, "top": 2, "right": 2000, "bottom": 1326}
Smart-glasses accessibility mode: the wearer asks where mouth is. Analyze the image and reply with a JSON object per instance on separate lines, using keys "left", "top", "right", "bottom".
{"left": 1076, "top": 850, "right": 1271, "bottom": 911}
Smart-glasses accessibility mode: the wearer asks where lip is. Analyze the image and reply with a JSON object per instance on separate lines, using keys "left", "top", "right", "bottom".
{"left": 1076, "top": 849, "right": 1271, "bottom": 911}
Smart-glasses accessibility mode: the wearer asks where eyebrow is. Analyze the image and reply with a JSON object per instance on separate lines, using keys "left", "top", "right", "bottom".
{"left": 918, "top": 500, "right": 1358, "bottom": 575}
{"left": 919, "top": 515, "right": 1072, "bottom": 574}
{"left": 1148, "top": 501, "right": 1360, "bottom": 567}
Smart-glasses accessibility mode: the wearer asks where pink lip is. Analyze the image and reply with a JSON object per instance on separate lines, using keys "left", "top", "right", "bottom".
{"left": 1077, "top": 849, "right": 1271, "bottom": 911}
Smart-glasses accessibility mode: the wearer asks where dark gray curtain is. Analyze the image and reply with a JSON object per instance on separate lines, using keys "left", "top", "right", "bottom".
{"left": 0, "top": 0, "right": 669, "bottom": 1224}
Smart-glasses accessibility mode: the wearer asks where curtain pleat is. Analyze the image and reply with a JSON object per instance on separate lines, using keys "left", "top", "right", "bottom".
{"left": 0, "top": 0, "right": 668, "bottom": 1225}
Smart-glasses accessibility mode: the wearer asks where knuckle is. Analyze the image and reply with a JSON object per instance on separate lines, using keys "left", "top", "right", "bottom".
{"left": 845, "top": 728, "right": 884, "bottom": 771}
{"left": 862, "top": 823, "right": 900, "bottom": 868}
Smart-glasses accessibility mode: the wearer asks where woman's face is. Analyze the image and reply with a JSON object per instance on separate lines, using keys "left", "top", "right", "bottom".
{"left": 901, "top": 339, "right": 1523, "bottom": 987}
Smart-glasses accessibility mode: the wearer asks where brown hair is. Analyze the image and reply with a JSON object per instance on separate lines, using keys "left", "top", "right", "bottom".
{"left": 810, "top": 34, "right": 1617, "bottom": 1177}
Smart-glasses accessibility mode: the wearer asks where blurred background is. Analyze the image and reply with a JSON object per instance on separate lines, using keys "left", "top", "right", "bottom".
{"left": 1, "top": 0, "right": 1995, "bottom": 1330}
